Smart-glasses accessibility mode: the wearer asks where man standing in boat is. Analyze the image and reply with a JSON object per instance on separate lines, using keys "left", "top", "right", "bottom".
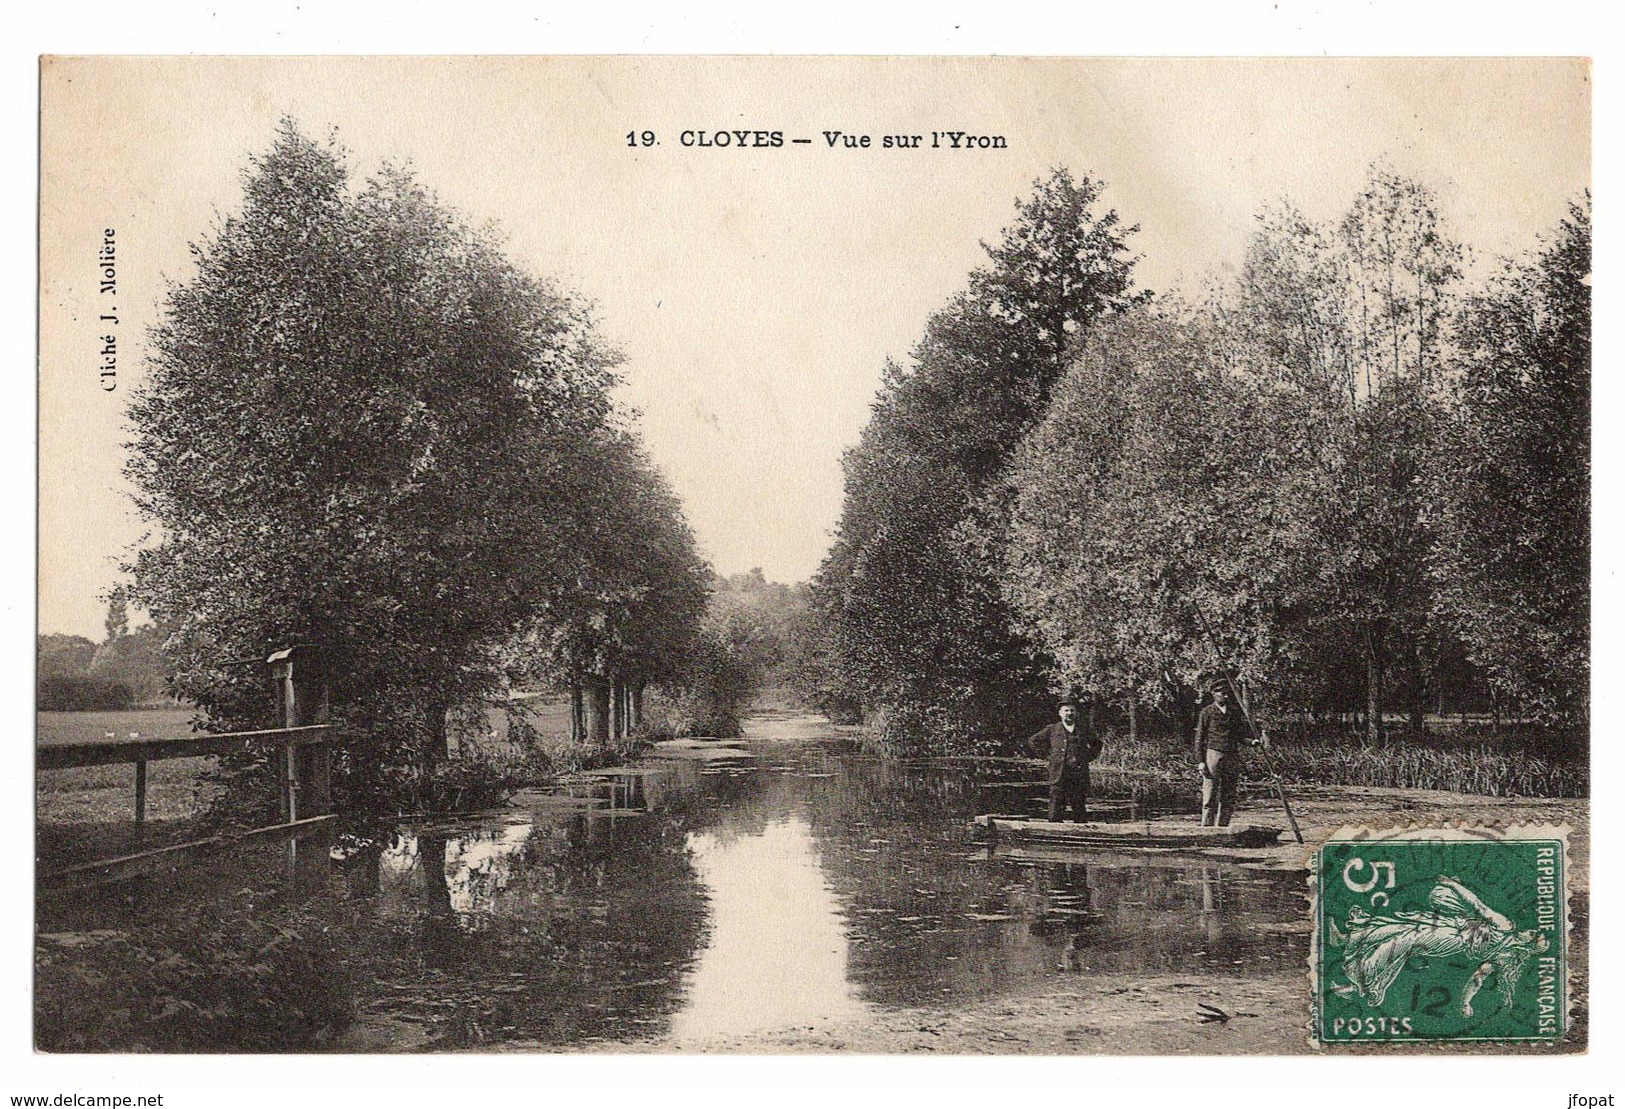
{"left": 1027, "top": 697, "right": 1103, "bottom": 822}
{"left": 1194, "top": 679, "right": 1259, "bottom": 827}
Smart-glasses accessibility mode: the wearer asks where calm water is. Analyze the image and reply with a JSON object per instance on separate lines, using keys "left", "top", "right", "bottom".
{"left": 38, "top": 711, "right": 1307, "bottom": 1050}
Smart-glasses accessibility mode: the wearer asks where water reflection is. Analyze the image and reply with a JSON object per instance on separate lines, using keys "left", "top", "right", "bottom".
{"left": 38, "top": 714, "right": 1309, "bottom": 1051}
{"left": 671, "top": 817, "right": 865, "bottom": 1039}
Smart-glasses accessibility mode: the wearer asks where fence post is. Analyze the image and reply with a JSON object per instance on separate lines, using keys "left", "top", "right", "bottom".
{"left": 268, "top": 645, "right": 332, "bottom": 819}
{"left": 269, "top": 645, "right": 333, "bottom": 890}
{"left": 133, "top": 758, "right": 147, "bottom": 845}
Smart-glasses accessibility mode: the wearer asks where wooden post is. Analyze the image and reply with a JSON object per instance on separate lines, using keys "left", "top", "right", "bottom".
{"left": 268, "top": 646, "right": 333, "bottom": 819}
{"left": 133, "top": 758, "right": 147, "bottom": 845}
{"left": 269, "top": 645, "right": 333, "bottom": 888}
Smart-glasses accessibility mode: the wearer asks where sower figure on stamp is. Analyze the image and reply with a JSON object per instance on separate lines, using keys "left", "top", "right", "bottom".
{"left": 1028, "top": 697, "right": 1103, "bottom": 822}
{"left": 1194, "top": 679, "right": 1258, "bottom": 827}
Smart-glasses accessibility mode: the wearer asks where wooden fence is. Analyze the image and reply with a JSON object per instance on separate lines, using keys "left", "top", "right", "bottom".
{"left": 38, "top": 645, "right": 336, "bottom": 893}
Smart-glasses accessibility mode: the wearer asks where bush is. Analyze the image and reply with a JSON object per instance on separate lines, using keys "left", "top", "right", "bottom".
{"left": 36, "top": 900, "right": 355, "bottom": 1052}
{"left": 644, "top": 631, "right": 754, "bottom": 738}
{"left": 37, "top": 674, "right": 135, "bottom": 711}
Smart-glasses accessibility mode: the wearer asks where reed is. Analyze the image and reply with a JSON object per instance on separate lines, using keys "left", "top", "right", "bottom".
{"left": 1098, "top": 731, "right": 1586, "bottom": 799}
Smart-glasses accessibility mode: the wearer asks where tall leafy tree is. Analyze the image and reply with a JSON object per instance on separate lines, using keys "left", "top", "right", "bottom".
{"left": 1001, "top": 305, "right": 1299, "bottom": 742}
{"left": 812, "top": 169, "right": 1144, "bottom": 753}
{"left": 508, "top": 426, "right": 711, "bottom": 724}
{"left": 1429, "top": 199, "right": 1590, "bottom": 726}
{"left": 125, "top": 122, "right": 638, "bottom": 802}
{"left": 1231, "top": 168, "right": 1463, "bottom": 740}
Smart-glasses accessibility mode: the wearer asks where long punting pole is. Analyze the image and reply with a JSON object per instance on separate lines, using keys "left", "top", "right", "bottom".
{"left": 1184, "top": 595, "right": 1305, "bottom": 845}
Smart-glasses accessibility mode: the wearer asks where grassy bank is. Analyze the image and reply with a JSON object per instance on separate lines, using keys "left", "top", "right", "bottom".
{"left": 1096, "top": 728, "right": 1587, "bottom": 799}
{"left": 36, "top": 706, "right": 199, "bottom": 746}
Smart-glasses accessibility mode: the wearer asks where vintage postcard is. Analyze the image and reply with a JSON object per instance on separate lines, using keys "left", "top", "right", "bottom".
{"left": 34, "top": 56, "right": 1590, "bottom": 1073}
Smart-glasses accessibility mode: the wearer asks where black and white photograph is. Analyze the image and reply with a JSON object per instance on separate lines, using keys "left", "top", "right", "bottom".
{"left": 28, "top": 50, "right": 1593, "bottom": 1087}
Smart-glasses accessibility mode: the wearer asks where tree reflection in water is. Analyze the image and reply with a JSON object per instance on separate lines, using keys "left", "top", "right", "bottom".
{"left": 38, "top": 718, "right": 1309, "bottom": 1051}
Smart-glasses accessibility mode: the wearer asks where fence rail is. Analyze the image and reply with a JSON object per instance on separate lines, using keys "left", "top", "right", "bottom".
{"left": 36, "top": 645, "right": 336, "bottom": 891}
{"left": 37, "top": 724, "right": 333, "bottom": 770}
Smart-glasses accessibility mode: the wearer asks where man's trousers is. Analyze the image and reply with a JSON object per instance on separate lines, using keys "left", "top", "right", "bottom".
{"left": 1048, "top": 765, "right": 1090, "bottom": 822}
{"left": 1201, "top": 749, "right": 1240, "bottom": 827}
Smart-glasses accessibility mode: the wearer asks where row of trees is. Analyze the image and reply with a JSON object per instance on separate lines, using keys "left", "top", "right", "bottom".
{"left": 805, "top": 171, "right": 1146, "bottom": 749}
{"left": 122, "top": 122, "right": 712, "bottom": 806}
{"left": 807, "top": 167, "right": 1588, "bottom": 754}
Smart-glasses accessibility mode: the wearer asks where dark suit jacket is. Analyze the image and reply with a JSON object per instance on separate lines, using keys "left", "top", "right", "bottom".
{"left": 1194, "top": 703, "right": 1250, "bottom": 759}
{"left": 1027, "top": 721, "right": 1103, "bottom": 785}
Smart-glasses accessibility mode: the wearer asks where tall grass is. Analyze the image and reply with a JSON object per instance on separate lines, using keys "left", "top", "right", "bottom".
{"left": 1097, "top": 730, "right": 1587, "bottom": 799}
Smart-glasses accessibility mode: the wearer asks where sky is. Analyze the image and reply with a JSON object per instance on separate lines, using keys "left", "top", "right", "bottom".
{"left": 38, "top": 57, "right": 1590, "bottom": 639}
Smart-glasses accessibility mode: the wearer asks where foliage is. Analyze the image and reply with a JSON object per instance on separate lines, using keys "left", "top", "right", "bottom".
{"left": 38, "top": 633, "right": 98, "bottom": 680}
{"left": 37, "top": 597, "right": 173, "bottom": 708}
{"left": 1101, "top": 728, "right": 1587, "bottom": 800}
{"left": 1429, "top": 198, "right": 1590, "bottom": 725}
{"left": 641, "top": 571, "right": 809, "bottom": 738}
{"left": 1000, "top": 305, "right": 1292, "bottom": 725}
{"left": 36, "top": 899, "right": 356, "bottom": 1052}
{"left": 122, "top": 121, "right": 698, "bottom": 810}
{"left": 811, "top": 168, "right": 1145, "bottom": 754}
{"left": 504, "top": 431, "right": 710, "bottom": 694}
{"left": 643, "top": 628, "right": 755, "bottom": 738}
{"left": 37, "top": 673, "right": 135, "bottom": 711}
{"left": 999, "top": 168, "right": 1502, "bottom": 747}
{"left": 704, "top": 568, "right": 811, "bottom": 689}
{"left": 1225, "top": 170, "right": 1464, "bottom": 739}
{"left": 85, "top": 592, "right": 174, "bottom": 703}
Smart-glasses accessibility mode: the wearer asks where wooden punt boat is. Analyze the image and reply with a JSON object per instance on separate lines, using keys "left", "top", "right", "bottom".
{"left": 972, "top": 814, "right": 1283, "bottom": 850}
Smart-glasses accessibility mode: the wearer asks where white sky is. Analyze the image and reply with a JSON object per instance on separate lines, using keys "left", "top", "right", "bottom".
{"left": 39, "top": 57, "right": 1589, "bottom": 638}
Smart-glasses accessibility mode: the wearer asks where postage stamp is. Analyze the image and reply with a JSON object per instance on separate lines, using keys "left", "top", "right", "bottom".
{"left": 1313, "top": 826, "right": 1569, "bottom": 1045}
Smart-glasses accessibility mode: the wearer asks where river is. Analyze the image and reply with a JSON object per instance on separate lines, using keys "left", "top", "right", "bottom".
{"left": 37, "top": 709, "right": 1309, "bottom": 1052}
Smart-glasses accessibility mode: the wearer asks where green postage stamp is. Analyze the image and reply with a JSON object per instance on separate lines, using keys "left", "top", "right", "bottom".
{"left": 1313, "top": 826, "right": 1569, "bottom": 1044}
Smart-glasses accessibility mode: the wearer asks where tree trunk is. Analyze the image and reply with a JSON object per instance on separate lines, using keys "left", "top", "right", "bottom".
{"left": 570, "top": 683, "right": 585, "bottom": 744}
{"left": 419, "top": 835, "right": 452, "bottom": 916}
{"left": 1125, "top": 696, "right": 1138, "bottom": 744}
{"left": 1365, "top": 627, "right": 1385, "bottom": 745}
{"left": 1176, "top": 683, "right": 1199, "bottom": 754}
{"left": 585, "top": 677, "right": 611, "bottom": 747}
{"left": 422, "top": 699, "right": 450, "bottom": 777}
{"left": 631, "top": 681, "right": 645, "bottom": 731}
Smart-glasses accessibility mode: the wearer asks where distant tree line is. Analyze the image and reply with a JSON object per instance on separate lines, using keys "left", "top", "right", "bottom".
{"left": 646, "top": 569, "right": 814, "bottom": 737}
{"left": 119, "top": 121, "right": 712, "bottom": 809}
{"left": 37, "top": 590, "right": 173, "bottom": 711}
{"left": 805, "top": 167, "right": 1589, "bottom": 755}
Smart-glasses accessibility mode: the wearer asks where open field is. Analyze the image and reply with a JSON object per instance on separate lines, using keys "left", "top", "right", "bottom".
{"left": 37, "top": 707, "right": 200, "bottom": 746}
{"left": 35, "top": 698, "right": 581, "bottom": 866}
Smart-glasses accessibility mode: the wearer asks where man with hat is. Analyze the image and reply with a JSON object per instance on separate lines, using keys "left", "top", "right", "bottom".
{"left": 1027, "top": 697, "right": 1103, "bottom": 822}
{"left": 1194, "top": 678, "right": 1258, "bottom": 826}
